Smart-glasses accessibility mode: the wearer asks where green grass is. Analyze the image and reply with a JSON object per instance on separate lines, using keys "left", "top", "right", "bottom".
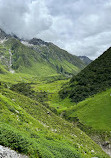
{"left": 64, "top": 88, "right": 111, "bottom": 131}
{"left": 61, "top": 60, "right": 80, "bottom": 74}
{"left": 0, "top": 43, "right": 10, "bottom": 72}
{"left": 21, "top": 62, "right": 57, "bottom": 77}
{"left": 32, "top": 79, "right": 74, "bottom": 113}
{"left": 0, "top": 72, "right": 35, "bottom": 84}
{"left": 0, "top": 75, "right": 109, "bottom": 158}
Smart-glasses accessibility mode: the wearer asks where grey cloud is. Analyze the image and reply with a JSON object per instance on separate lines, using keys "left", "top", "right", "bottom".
{"left": 0, "top": 0, "right": 52, "bottom": 39}
{"left": 43, "top": 0, "right": 111, "bottom": 59}
{"left": 64, "top": 31, "right": 111, "bottom": 59}
{"left": 0, "top": 0, "right": 111, "bottom": 59}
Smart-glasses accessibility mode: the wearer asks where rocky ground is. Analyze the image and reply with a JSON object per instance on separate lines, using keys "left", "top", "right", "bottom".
{"left": 102, "top": 146, "right": 111, "bottom": 157}
{"left": 0, "top": 145, "right": 28, "bottom": 158}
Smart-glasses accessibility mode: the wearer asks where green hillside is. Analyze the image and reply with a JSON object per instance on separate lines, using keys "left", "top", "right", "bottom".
{"left": 59, "top": 47, "right": 111, "bottom": 103}
{"left": 63, "top": 88, "right": 111, "bottom": 130}
{"left": 58, "top": 47, "right": 111, "bottom": 155}
{"left": 0, "top": 30, "right": 86, "bottom": 77}
{"left": 62, "top": 88, "right": 111, "bottom": 146}
{"left": 0, "top": 29, "right": 109, "bottom": 157}
{"left": 0, "top": 74, "right": 108, "bottom": 158}
{"left": 0, "top": 64, "right": 8, "bottom": 74}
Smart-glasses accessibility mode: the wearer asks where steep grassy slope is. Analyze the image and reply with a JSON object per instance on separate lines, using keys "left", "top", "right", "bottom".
{"left": 60, "top": 47, "right": 111, "bottom": 103}
{"left": 29, "top": 38, "right": 85, "bottom": 71}
{"left": 62, "top": 88, "right": 111, "bottom": 152}
{"left": 0, "top": 43, "right": 10, "bottom": 72}
{"left": 63, "top": 88, "right": 111, "bottom": 131}
{"left": 0, "top": 31, "right": 86, "bottom": 77}
{"left": 38, "top": 42, "right": 85, "bottom": 71}
{"left": 0, "top": 81, "right": 109, "bottom": 158}
{"left": 0, "top": 64, "right": 8, "bottom": 74}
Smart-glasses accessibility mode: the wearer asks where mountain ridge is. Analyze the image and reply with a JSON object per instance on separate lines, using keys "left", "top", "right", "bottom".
{"left": 78, "top": 56, "right": 92, "bottom": 65}
{"left": 0, "top": 28, "right": 86, "bottom": 76}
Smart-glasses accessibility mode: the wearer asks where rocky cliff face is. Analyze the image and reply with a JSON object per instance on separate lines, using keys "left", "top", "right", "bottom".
{"left": 78, "top": 56, "right": 92, "bottom": 65}
{"left": 0, "top": 28, "right": 10, "bottom": 40}
{"left": 28, "top": 38, "right": 49, "bottom": 46}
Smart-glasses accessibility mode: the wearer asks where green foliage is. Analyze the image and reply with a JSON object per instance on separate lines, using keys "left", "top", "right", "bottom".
{"left": 63, "top": 88, "right": 111, "bottom": 131}
{"left": 0, "top": 124, "right": 38, "bottom": 157}
{"left": 0, "top": 123, "right": 83, "bottom": 158}
{"left": 60, "top": 47, "right": 111, "bottom": 102}
{"left": 62, "top": 88, "right": 111, "bottom": 146}
{"left": 0, "top": 65, "right": 8, "bottom": 74}
{"left": 0, "top": 83, "right": 108, "bottom": 158}
{"left": 31, "top": 78, "right": 74, "bottom": 114}
{"left": 10, "top": 82, "right": 48, "bottom": 104}
{"left": 0, "top": 44, "right": 10, "bottom": 71}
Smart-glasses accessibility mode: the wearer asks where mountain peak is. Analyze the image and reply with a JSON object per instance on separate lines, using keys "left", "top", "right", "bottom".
{"left": 0, "top": 28, "right": 8, "bottom": 39}
{"left": 0, "top": 28, "right": 19, "bottom": 40}
{"left": 78, "top": 56, "right": 92, "bottom": 65}
{"left": 28, "top": 38, "right": 49, "bottom": 46}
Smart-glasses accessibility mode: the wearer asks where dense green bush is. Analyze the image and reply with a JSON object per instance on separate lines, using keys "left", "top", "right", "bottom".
{"left": 0, "top": 124, "right": 39, "bottom": 157}
{"left": 60, "top": 47, "right": 111, "bottom": 103}
{"left": 10, "top": 82, "right": 48, "bottom": 103}
{"left": 0, "top": 123, "right": 83, "bottom": 158}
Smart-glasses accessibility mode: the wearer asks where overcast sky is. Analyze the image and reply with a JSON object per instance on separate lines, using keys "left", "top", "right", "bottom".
{"left": 0, "top": 0, "right": 111, "bottom": 59}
